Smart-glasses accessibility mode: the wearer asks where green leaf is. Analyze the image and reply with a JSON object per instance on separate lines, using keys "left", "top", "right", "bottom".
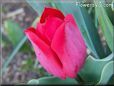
{"left": 95, "top": 1, "right": 114, "bottom": 52}
{"left": 79, "top": 53, "right": 113, "bottom": 84}
{"left": 55, "top": 2, "right": 106, "bottom": 58}
{"left": 28, "top": 77, "right": 78, "bottom": 85}
{"left": 97, "top": 61, "right": 114, "bottom": 84}
{"left": 28, "top": 79, "right": 39, "bottom": 84}
{"left": 4, "top": 19, "right": 24, "bottom": 46}
{"left": 26, "top": 0, "right": 51, "bottom": 15}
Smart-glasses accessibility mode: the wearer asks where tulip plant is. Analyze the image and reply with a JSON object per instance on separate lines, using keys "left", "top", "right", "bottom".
{"left": 25, "top": 0, "right": 114, "bottom": 85}
{"left": 2, "top": 0, "right": 114, "bottom": 85}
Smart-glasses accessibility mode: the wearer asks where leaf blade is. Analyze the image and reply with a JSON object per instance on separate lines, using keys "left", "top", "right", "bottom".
{"left": 28, "top": 76, "right": 78, "bottom": 85}
{"left": 95, "top": 1, "right": 114, "bottom": 52}
{"left": 79, "top": 53, "right": 113, "bottom": 84}
{"left": 4, "top": 19, "right": 24, "bottom": 46}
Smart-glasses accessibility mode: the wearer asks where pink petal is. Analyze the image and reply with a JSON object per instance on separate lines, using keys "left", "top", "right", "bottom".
{"left": 24, "top": 27, "right": 66, "bottom": 79}
{"left": 40, "top": 7, "right": 65, "bottom": 23}
{"left": 65, "top": 14, "right": 86, "bottom": 46}
{"left": 36, "top": 23, "right": 50, "bottom": 45}
{"left": 51, "top": 15, "right": 86, "bottom": 78}
{"left": 37, "top": 16, "right": 63, "bottom": 42}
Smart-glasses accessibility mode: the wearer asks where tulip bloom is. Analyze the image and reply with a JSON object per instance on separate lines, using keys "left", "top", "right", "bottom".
{"left": 24, "top": 7, "right": 86, "bottom": 79}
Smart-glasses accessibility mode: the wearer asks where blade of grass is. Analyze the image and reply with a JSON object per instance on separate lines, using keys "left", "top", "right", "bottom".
{"left": 95, "top": 1, "right": 114, "bottom": 52}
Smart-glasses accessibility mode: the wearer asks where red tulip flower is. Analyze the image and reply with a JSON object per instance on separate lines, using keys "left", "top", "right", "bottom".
{"left": 24, "top": 7, "right": 87, "bottom": 79}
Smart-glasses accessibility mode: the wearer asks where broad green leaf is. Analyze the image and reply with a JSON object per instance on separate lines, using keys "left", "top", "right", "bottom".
{"left": 97, "top": 61, "right": 114, "bottom": 84}
{"left": 55, "top": 2, "right": 105, "bottom": 58}
{"left": 26, "top": 0, "right": 51, "bottom": 15}
{"left": 28, "top": 77, "right": 78, "bottom": 85}
{"left": 79, "top": 53, "right": 113, "bottom": 84}
{"left": 4, "top": 19, "right": 24, "bottom": 46}
{"left": 95, "top": 1, "right": 114, "bottom": 52}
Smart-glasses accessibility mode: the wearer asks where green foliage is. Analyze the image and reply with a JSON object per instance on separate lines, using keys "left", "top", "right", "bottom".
{"left": 112, "top": 0, "right": 114, "bottom": 11}
{"left": 2, "top": 17, "right": 39, "bottom": 74}
{"left": 95, "top": 2, "right": 114, "bottom": 52}
{"left": 105, "top": 6, "right": 114, "bottom": 25}
{"left": 79, "top": 54, "right": 113, "bottom": 84}
{"left": 21, "top": 57, "right": 34, "bottom": 72}
{"left": 20, "top": 56, "right": 47, "bottom": 77}
{"left": 4, "top": 19, "right": 24, "bottom": 46}
{"left": 98, "top": 61, "right": 114, "bottom": 84}
{"left": 28, "top": 77, "right": 78, "bottom": 85}
{"left": 20, "top": 42, "right": 33, "bottom": 52}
